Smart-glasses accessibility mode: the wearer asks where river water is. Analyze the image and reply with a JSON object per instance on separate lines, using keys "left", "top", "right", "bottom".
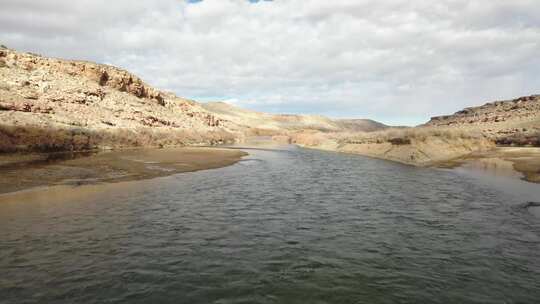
{"left": 1, "top": 145, "right": 539, "bottom": 303}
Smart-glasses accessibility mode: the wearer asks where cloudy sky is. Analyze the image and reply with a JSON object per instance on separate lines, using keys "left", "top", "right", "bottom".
{"left": 1, "top": 0, "right": 539, "bottom": 125}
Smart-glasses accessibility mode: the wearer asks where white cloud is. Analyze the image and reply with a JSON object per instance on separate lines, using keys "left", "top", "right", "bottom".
{"left": 1, "top": 0, "right": 539, "bottom": 125}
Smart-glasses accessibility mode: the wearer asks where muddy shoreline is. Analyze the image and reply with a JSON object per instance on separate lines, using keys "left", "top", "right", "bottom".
{"left": 0, "top": 147, "right": 247, "bottom": 195}
{"left": 1, "top": 144, "right": 537, "bottom": 201}
{"left": 436, "top": 147, "right": 540, "bottom": 184}
{"left": 297, "top": 142, "right": 540, "bottom": 184}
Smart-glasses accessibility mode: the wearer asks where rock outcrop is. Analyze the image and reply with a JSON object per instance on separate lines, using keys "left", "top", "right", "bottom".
{"left": 426, "top": 95, "right": 540, "bottom": 146}
{"left": 427, "top": 95, "right": 540, "bottom": 127}
{"left": 0, "top": 46, "right": 241, "bottom": 152}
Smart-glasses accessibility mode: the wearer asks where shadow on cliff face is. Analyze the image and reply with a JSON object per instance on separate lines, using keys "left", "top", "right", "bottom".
{"left": 0, "top": 124, "right": 238, "bottom": 153}
{"left": 495, "top": 132, "right": 540, "bottom": 147}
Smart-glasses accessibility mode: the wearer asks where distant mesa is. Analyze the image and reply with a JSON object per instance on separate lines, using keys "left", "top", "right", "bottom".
{"left": 201, "top": 101, "right": 390, "bottom": 134}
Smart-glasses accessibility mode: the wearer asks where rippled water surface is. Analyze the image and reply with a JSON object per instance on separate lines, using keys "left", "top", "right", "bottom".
{"left": 1, "top": 146, "right": 540, "bottom": 303}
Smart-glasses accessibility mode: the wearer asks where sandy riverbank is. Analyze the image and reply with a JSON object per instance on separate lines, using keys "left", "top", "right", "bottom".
{"left": 289, "top": 130, "right": 494, "bottom": 165}
{"left": 287, "top": 131, "right": 540, "bottom": 184}
{"left": 437, "top": 147, "right": 540, "bottom": 183}
{"left": 0, "top": 147, "right": 247, "bottom": 195}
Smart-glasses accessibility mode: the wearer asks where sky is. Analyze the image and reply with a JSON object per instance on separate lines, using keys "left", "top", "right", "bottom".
{"left": 1, "top": 0, "right": 539, "bottom": 125}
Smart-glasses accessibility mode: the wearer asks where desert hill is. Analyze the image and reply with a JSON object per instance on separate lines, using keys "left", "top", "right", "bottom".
{"left": 334, "top": 119, "right": 390, "bottom": 132}
{"left": 426, "top": 95, "right": 540, "bottom": 146}
{"left": 202, "top": 101, "right": 389, "bottom": 135}
{"left": 427, "top": 95, "right": 540, "bottom": 127}
{"left": 0, "top": 46, "right": 242, "bottom": 152}
{"left": 0, "top": 46, "right": 391, "bottom": 153}
{"left": 202, "top": 101, "right": 340, "bottom": 134}
{"left": 290, "top": 95, "right": 540, "bottom": 167}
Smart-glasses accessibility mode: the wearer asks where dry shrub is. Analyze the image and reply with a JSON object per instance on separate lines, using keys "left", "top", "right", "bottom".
{"left": 0, "top": 124, "right": 238, "bottom": 153}
{"left": 342, "top": 126, "right": 484, "bottom": 145}
{"left": 496, "top": 132, "right": 540, "bottom": 147}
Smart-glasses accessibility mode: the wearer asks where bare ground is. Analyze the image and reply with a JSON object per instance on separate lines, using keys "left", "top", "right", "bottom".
{"left": 437, "top": 147, "right": 540, "bottom": 183}
{"left": 0, "top": 147, "right": 247, "bottom": 195}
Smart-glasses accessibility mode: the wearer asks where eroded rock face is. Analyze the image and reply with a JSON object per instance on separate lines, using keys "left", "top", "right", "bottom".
{"left": 0, "top": 47, "right": 241, "bottom": 152}
{"left": 427, "top": 95, "right": 540, "bottom": 126}
{"left": 426, "top": 95, "right": 540, "bottom": 146}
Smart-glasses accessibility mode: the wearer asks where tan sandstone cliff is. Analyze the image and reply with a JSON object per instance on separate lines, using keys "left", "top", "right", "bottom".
{"left": 0, "top": 46, "right": 244, "bottom": 152}
{"left": 426, "top": 94, "right": 540, "bottom": 146}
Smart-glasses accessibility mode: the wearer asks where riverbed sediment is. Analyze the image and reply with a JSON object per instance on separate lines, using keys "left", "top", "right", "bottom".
{"left": 0, "top": 147, "right": 247, "bottom": 195}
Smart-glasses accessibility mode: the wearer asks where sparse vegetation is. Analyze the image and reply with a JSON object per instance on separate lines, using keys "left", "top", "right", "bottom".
{"left": 341, "top": 126, "right": 485, "bottom": 145}
{"left": 289, "top": 126, "right": 494, "bottom": 166}
{"left": 495, "top": 132, "right": 540, "bottom": 147}
{"left": 0, "top": 124, "right": 238, "bottom": 153}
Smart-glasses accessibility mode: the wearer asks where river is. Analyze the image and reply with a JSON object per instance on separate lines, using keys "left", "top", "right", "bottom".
{"left": 1, "top": 145, "right": 539, "bottom": 303}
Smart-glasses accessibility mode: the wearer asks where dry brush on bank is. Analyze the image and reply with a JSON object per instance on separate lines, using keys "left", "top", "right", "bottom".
{"left": 290, "top": 126, "right": 494, "bottom": 166}
{"left": 0, "top": 124, "right": 238, "bottom": 153}
{"left": 290, "top": 94, "right": 540, "bottom": 166}
{"left": 343, "top": 126, "right": 485, "bottom": 145}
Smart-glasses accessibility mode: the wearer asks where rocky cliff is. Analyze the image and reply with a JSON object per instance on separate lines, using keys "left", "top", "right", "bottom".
{"left": 427, "top": 95, "right": 540, "bottom": 126}
{"left": 426, "top": 95, "right": 540, "bottom": 146}
{"left": 0, "top": 46, "right": 241, "bottom": 152}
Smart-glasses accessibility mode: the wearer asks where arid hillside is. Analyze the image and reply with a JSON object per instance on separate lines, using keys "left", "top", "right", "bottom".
{"left": 0, "top": 46, "right": 242, "bottom": 152}
{"left": 202, "top": 101, "right": 389, "bottom": 135}
{"left": 334, "top": 119, "right": 390, "bottom": 132}
{"left": 202, "top": 101, "right": 340, "bottom": 134}
{"left": 426, "top": 95, "right": 540, "bottom": 146}
{"left": 289, "top": 95, "right": 540, "bottom": 166}
{"left": 0, "top": 46, "right": 390, "bottom": 154}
